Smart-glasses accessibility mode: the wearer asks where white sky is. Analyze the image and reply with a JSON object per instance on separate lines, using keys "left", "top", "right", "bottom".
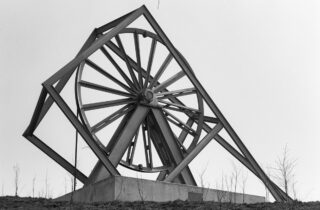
{"left": 0, "top": 0, "right": 320, "bottom": 201}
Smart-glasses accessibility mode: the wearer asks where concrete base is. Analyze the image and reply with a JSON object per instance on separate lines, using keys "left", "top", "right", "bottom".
{"left": 56, "top": 176, "right": 264, "bottom": 203}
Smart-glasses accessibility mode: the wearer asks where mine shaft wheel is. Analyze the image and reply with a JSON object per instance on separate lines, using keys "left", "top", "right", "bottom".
{"left": 75, "top": 28, "right": 204, "bottom": 173}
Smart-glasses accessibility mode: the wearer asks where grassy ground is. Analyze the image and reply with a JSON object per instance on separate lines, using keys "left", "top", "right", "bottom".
{"left": 0, "top": 196, "right": 319, "bottom": 210}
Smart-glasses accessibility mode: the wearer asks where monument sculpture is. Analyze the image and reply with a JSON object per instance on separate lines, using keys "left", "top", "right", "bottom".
{"left": 23, "top": 5, "right": 291, "bottom": 202}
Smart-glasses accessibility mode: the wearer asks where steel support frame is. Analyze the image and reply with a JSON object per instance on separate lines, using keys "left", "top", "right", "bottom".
{"left": 23, "top": 5, "right": 291, "bottom": 201}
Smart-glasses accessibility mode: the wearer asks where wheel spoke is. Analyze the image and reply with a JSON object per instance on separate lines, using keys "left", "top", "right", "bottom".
{"left": 133, "top": 32, "right": 143, "bottom": 88}
{"left": 158, "top": 99, "right": 200, "bottom": 113}
{"left": 114, "top": 35, "right": 139, "bottom": 88}
{"left": 85, "top": 59, "right": 135, "bottom": 94}
{"left": 142, "top": 119, "right": 153, "bottom": 168}
{"left": 100, "top": 46, "right": 137, "bottom": 92}
{"left": 192, "top": 114, "right": 220, "bottom": 124}
{"left": 178, "top": 118, "right": 194, "bottom": 144}
{"left": 149, "top": 54, "right": 173, "bottom": 88}
{"left": 126, "top": 126, "right": 140, "bottom": 165}
{"left": 143, "top": 38, "right": 157, "bottom": 89}
{"left": 153, "top": 71, "right": 185, "bottom": 93}
{"left": 156, "top": 87, "right": 196, "bottom": 99}
{"left": 146, "top": 118, "right": 153, "bottom": 168}
{"left": 90, "top": 104, "right": 135, "bottom": 133}
{"left": 105, "top": 44, "right": 202, "bottom": 121}
{"left": 163, "top": 110, "right": 196, "bottom": 136}
{"left": 81, "top": 98, "right": 135, "bottom": 111}
{"left": 79, "top": 80, "right": 135, "bottom": 98}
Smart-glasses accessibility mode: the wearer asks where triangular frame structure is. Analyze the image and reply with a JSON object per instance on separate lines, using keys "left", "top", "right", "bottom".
{"left": 23, "top": 5, "right": 291, "bottom": 202}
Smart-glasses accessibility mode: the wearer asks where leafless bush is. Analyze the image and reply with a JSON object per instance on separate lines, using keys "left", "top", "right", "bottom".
{"left": 13, "top": 164, "right": 20, "bottom": 197}
{"left": 241, "top": 172, "right": 248, "bottom": 203}
{"left": 38, "top": 189, "right": 44, "bottom": 198}
{"left": 231, "top": 163, "right": 241, "bottom": 203}
{"left": 32, "top": 175, "right": 36, "bottom": 198}
{"left": 70, "top": 174, "right": 75, "bottom": 203}
{"left": 70, "top": 175, "right": 75, "bottom": 192}
{"left": 216, "top": 175, "right": 227, "bottom": 210}
{"left": 271, "top": 144, "right": 297, "bottom": 199}
{"left": 199, "top": 163, "right": 210, "bottom": 200}
{"left": 292, "top": 181, "right": 297, "bottom": 200}
{"left": 225, "top": 173, "right": 233, "bottom": 203}
{"left": 44, "top": 171, "right": 52, "bottom": 198}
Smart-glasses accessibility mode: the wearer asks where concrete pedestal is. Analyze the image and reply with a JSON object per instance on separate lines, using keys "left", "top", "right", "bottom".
{"left": 56, "top": 176, "right": 264, "bottom": 203}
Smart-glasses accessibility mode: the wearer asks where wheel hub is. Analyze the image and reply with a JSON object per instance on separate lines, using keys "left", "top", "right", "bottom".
{"left": 143, "top": 89, "right": 154, "bottom": 102}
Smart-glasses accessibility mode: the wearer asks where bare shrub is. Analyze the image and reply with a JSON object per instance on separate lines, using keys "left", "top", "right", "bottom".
{"left": 216, "top": 175, "right": 227, "bottom": 210}
{"left": 231, "top": 163, "right": 241, "bottom": 203}
{"left": 225, "top": 173, "right": 233, "bottom": 203}
{"left": 32, "top": 175, "right": 36, "bottom": 198}
{"left": 241, "top": 171, "right": 248, "bottom": 203}
{"left": 13, "top": 164, "right": 20, "bottom": 197}
{"left": 199, "top": 162, "right": 210, "bottom": 200}
{"left": 272, "top": 144, "right": 297, "bottom": 199}
{"left": 44, "top": 171, "right": 52, "bottom": 198}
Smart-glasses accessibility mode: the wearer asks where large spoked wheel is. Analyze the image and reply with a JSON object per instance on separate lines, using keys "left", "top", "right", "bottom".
{"left": 75, "top": 28, "right": 204, "bottom": 173}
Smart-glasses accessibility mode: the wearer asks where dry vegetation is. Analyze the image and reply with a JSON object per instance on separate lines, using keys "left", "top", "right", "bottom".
{"left": 0, "top": 196, "right": 320, "bottom": 210}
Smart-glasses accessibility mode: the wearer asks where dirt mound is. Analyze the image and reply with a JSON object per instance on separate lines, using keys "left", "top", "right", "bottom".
{"left": 0, "top": 196, "right": 319, "bottom": 210}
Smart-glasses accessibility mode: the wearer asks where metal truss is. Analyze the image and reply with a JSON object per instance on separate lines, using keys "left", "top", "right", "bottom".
{"left": 23, "top": 5, "right": 292, "bottom": 202}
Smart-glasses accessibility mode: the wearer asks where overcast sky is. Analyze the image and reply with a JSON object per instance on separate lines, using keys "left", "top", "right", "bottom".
{"left": 0, "top": 0, "right": 319, "bottom": 201}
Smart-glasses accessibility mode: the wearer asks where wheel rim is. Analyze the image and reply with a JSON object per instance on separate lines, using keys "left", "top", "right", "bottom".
{"left": 75, "top": 28, "right": 204, "bottom": 173}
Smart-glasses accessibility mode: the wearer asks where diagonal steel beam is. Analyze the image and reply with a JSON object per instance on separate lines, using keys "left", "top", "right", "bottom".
{"left": 108, "top": 106, "right": 150, "bottom": 164}
{"left": 44, "top": 84, "right": 119, "bottom": 176}
{"left": 96, "top": 8, "right": 136, "bottom": 34}
{"left": 200, "top": 122, "right": 289, "bottom": 200}
{"left": 23, "top": 134, "right": 88, "bottom": 184}
{"left": 86, "top": 111, "right": 134, "bottom": 185}
{"left": 87, "top": 105, "right": 150, "bottom": 184}
{"left": 34, "top": 29, "right": 98, "bottom": 129}
{"left": 24, "top": 88, "right": 48, "bottom": 135}
{"left": 44, "top": 6, "right": 145, "bottom": 86}
{"left": 165, "top": 123, "right": 223, "bottom": 182}
{"left": 148, "top": 118, "right": 184, "bottom": 184}
{"left": 151, "top": 108, "right": 196, "bottom": 186}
